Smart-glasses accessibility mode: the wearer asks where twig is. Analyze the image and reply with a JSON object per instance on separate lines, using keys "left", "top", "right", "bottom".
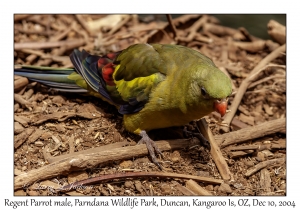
{"left": 60, "top": 172, "right": 223, "bottom": 192}
{"left": 197, "top": 119, "right": 232, "bottom": 180}
{"left": 75, "top": 14, "right": 95, "bottom": 36}
{"left": 245, "top": 157, "right": 285, "bottom": 177}
{"left": 49, "top": 22, "right": 75, "bottom": 42}
{"left": 228, "top": 150, "right": 255, "bottom": 158}
{"left": 227, "top": 139, "right": 286, "bottom": 151}
{"left": 216, "top": 118, "right": 285, "bottom": 148}
{"left": 107, "top": 15, "right": 131, "bottom": 35}
{"left": 26, "top": 15, "right": 53, "bottom": 29}
{"left": 14, "top": 94, "right": 31, "bottom": 110}
{"left": 248, "top": 73, "right": 285, "bottom": 89}
{"left": 44, "top": 141, "right": 135, "bottom": 163}
{"left": 203, "top": 23, "right": 240, "bottom": 36}
{"left": 14, "top": 138, "right": 200, "bottom": 190}
{"left": 14, "top": 14, "right": 32, "bottom": 21}
{"left": 173, "top": 14, "right": 202, "bottom": 26}
{"left": 177, "top": 15, "right": 208, "bottom": 42}
{"left": 14, "top": 39, "right": 85, "bottom": 50}
{"left": 239, "top": 27, "right": 256, "bottom": 42}
{"left": 220, "top": 44, "right": 286, "bottom": 132}
{"left": 166, "top": 14, "right": 177, "bottom": 40}
{"left": 25, "top": 54, "right": 38, "bottom": 64}
{"left": 71, "top": 22, "right": 89, "bottom": 44}
{"left": 14, "top": 25, "right": 55, "bottom": 36}
{"left": 234, "top": 40, "right": 266, "bottom": 53}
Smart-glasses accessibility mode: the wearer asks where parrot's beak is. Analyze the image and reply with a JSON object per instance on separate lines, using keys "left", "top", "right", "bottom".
{"left": 214, "top": 99, "right": 228, "bottom": 117}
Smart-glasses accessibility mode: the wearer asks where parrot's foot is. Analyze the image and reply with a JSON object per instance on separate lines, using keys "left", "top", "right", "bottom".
{"left": 138, "top": 130, "right": 164, "bottom": 170}
{"left": 183, "top": 127, "right": 211, "bottom": 150}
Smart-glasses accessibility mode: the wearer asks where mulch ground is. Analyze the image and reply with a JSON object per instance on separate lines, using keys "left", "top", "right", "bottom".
{"left": 14, "top": 14, "right": 286, "bottom": 196}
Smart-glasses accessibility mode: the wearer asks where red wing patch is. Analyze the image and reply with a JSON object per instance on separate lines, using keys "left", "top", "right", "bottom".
{"left": 102, "top": 63, "right": 116, "bottom": 86}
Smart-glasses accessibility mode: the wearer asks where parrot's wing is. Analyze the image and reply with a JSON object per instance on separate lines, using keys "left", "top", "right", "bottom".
{"left": 114, "top": 44, "right": 168, "bottom": 81}
{"left": 111, "top": 44, "right": 168, "bottom": 114}
{"left": 67, "top": 46, "right": 167, "bottom": 114}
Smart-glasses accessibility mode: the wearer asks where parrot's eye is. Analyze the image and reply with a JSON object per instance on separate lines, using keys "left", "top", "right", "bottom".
{"left": 201, "top": 87, "right": 208, "bottom": 97}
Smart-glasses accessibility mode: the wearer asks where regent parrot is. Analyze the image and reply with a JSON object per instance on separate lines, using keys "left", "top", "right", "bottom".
{"left": 15, "top": 43, "right": 232, "bottom": 169}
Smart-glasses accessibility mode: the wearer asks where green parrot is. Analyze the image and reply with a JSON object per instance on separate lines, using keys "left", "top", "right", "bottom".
{"left": 15, "top": 43, "right": 232, "bottom": 169}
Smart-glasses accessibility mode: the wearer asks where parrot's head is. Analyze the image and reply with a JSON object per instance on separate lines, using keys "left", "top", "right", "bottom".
{"left": 187, "top": 63, "right": 232, "bottom": 117}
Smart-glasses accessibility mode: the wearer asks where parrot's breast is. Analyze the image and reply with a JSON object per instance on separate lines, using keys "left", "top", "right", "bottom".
{"left": 122, "top": 79, "right": 213, "bottom": 133}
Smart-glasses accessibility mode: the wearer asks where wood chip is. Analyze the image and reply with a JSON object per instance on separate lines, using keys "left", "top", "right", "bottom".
{"left": 14, "top": 115, "right": 30, "bottom": 127}
{"left": 186, "top": 179, "right": 212, "bottom": 195}
{"left": 175, "top": 181, "right": 196, "bottom": 195}
{"left": 14, "top": 122, "right": 24, "bottom": 134}
{"left": 258, "top": 168, "right": 271, "bottom": 195}
{"left": 218, "top": 183, "right": 233, "bottom": 194}
{"left": 68, "top": 171, "right": 89, "bottom": 184}
{"left": 14, "top": 128, "right": 34, "bottom": 148}
{"left": 28, "top": 129, "right": 45, "bottom": 143}
{"left": 239, "top": 113, "right": 255, "bottom": 125}
{"left": 14, "top": 77, "right": 29, "bottom": 91}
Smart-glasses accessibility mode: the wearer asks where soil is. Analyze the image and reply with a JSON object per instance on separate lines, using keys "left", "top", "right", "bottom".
{"left": 14, "top": 14, "right": 286, "bottom": 196}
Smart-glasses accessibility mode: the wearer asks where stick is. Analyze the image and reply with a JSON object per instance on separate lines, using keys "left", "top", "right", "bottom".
{"left": 234, "top": 40, "right": 266, "bottom": 53}
{"left": 60, "top": 172, "right": 223, "bottom": 192}
{"left": 228, "top": 150, "right": 254, "bottom": 158}
{"left": 14, "top": 94, "right": 32, "bottom": 111}
{"left": 227, "top": 139, "right": 286, "bottom": 151}
{"left": 75, "top": 14, "right": 95, "bottom": 36}
{"left": 177, "top": 15, "right": 208, "bottom": 42}
{"left": 107, "top": 15, "right": 131, "bottom": 35}
{"left": 45, "top": 141, "right": 135, "bottom": 163}
{"left": 14, "top": 138, "right": 199, "bottom": 190}
{"left": 14, "top": 14, "right": 32, "bottom": 21}
{"left": 49, "top": 22, "right": 75, "bottom": 42}
{"left": 203, "top": 23, "right": 240, "bottom": 36}
{"left": 166, "top": 14, "right": 177, "bottom": 40}
{"left": 216, "top": 118, "right": 285, "bottom": 148}
{"left": 220, "top": 44, "right": 286, "bottom": 132}
{"left": 245, "top": 157, "right": 285, "bottom": 177}
{"left": 197, "top": 119, "right": 232, "bottom": 180}
{"left": 14, "top": 39, "right": 85, "bottom": 50}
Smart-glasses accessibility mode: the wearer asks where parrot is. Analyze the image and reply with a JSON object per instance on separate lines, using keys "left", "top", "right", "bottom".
{"left": 14, "top": 43, "right": 232, "bottom": 169}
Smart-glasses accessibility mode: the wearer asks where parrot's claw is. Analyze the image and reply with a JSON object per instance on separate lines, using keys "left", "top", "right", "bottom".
{"left": 183, "top": 127, "right": 211, "bottom": 150}
{"left": 138, "top": 130, "right": 164, "bottom": 170}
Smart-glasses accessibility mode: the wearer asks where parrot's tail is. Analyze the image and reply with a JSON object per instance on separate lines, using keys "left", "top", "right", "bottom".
{"left": 14, "top": 65, "right": 88, "bottom": 93}
{"left": 14, "top": 49, "right": 120, "bottom": 106}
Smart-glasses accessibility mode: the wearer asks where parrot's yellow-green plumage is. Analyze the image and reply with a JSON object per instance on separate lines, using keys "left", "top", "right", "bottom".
{"left": 14, "top": 43, "right": 232, "bottom": 168}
